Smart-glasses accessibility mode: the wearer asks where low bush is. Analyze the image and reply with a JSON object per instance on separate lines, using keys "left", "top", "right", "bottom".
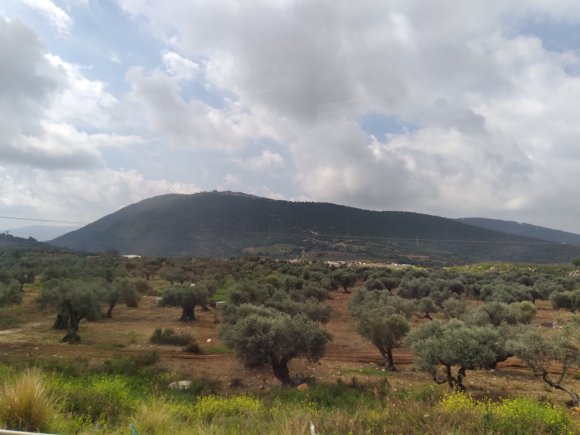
{"left": 438, "top": 392, "right": 574, "bottom": 435}
{"left": 183, "top": 342, "right": 203, "bottom": 354}
{"left": 150, "top": 328, "right": 195, "bottom": 346}
{"left": 52, "top": 374, "right": 138, "bottom": 424}
{"left": 193, "top": 395, "right": 263, "bottom": 422}
{"left": 102, "top": 352, "right": 160, "bottom": 375}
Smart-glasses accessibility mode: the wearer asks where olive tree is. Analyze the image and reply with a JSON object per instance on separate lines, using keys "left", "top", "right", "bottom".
{"left": 226, "top": 280, "right": 331, "bottom": 323}
{"left": 221, "top": 305, "right": 331, "bottom": 385}
{"left": 406, "top": 320, "right": 501, "bottom": 390}
{"left": 37, "top": 279, "right": 103, "bottom": 343}
{"left": 507, "top": 318, "right": 580, "bottom": 406}
{"left": 160, "top": 284, "right": 208, "bottom": 321}
{"left": 105, "top": 278, "right": 142, "bottom": 318}
{"left": 0, "top": 280, "right": 22, "bottom": 306}
{"left": 333, "top": 271, "right": 357, "bottom": 293}
{"left": 550, "top": 290, "right": 580, "bottom": 313}
{"left": 356, "top": 305, "right": 410, "bottom": 370}
{"left": 465, "top": 301, "right": 536, "bottom": 327}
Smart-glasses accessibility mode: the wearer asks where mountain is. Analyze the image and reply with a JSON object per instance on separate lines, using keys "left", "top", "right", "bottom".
{"left": 458, "top": 218, "right": 580, "bottom": 246}
{"left": 50, "top": 191, "right": 580, "bottom": 264}
{"left": 1, "top": 225, "right": 80, "bottom": 241}
{"left": 0, "top": 232, "right": 61, "bottom": 252}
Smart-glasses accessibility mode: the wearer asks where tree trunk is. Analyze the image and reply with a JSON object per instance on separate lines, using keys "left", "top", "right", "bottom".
{"left": 455, "top": 367, "right": 467, "bottom": 391}
{"left": 106, "top": 301, "right": 116, "bottom": 318}
{"left": 180, "top": 304, "right": 195, "bottom": 321}
{"left": 272, "top": 358, "right": 293, "bottom": 386}
{"left": 53, "top": 313, "right": 68, "bottom": 330}
{"left": 542, "top": 370, "right": 579, "bottom": 407}
{"left": 63, "top": 316, "right": 81, "bottom": 344}
{"left": 446, "top": 365, "right": 454, "bottom": 389}
{"left": 383, "top": 347, "right": 397, "bottom": 371}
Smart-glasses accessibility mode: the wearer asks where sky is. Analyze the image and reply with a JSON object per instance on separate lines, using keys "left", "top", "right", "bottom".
{"left": 2, "top": 1, "right": 580, "bottom": 234}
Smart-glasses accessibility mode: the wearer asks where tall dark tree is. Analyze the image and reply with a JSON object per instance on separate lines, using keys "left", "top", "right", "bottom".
{"left": 160, "top": 284, "right": 208, "bottom": 321}
{"left": 334, "top": 271, "right": 357, "bottom": 293}
{"left": 37, "top": 279, "right": 103, "bottom": 343}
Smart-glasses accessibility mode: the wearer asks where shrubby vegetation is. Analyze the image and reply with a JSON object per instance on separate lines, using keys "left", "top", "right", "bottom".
{"left": 1, "top": 247, "right": 580, "bottom": 432}
{"left": 0, "top": 363, "right": 576, "bottom": 434}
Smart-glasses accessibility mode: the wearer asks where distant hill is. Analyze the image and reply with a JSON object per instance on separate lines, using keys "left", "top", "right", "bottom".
{"left": 458, "top": 218, "right": 580, "bottom": 246}
{"left": 50, "top": 191, "right": 580, "bottom": 264}
{"left": 1, "top": 225, "right": 80, "bottom": 241}
{"left": 0, "top": 232, "right": 60, "bottom": 252}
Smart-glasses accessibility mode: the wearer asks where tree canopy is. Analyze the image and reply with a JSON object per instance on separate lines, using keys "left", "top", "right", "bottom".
{"left": 221, "top": 306, "right": 331, "bottom": 385}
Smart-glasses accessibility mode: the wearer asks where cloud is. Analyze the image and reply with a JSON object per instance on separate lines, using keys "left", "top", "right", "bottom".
{"left": 162, "top": 50, "right": 199, "bottom": 81}
{"left": 0, "top": 17, "right": 61, "bottom": 137}
{"left": 21, "top": 0, "right": 72, "bottom": 34}
{"left": 44, "top": 54, "right": 119, "bottom": 129}
{"left": 113, "top": 1, "right": 580, "bottom": 232}
{"left": 0, "top": 165, "right": 199, "bottom": 222}
{"left": 0, "top": 18, "right": 143, "bottom": 170}
{"left": 124, "top": 65, "right": 261, "bottom": 150}
{"left": 236, "top": 150, "right": 285, "bottom": 171}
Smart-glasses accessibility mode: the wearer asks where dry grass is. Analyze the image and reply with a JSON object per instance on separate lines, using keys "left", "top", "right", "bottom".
{"left": 0, "top": 368, "right": 56, "bottom": 432}
{"left": 126, "top": 399, "right": 183, "bottom": 435}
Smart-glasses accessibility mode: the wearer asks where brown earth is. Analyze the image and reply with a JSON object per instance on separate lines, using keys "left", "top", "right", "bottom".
{"left": 0, "top": 284, "right": 578, "bottom": 407}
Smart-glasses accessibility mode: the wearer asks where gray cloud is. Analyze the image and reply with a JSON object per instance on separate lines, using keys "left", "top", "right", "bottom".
{"left": 0, "top": 18, "right": 61, "bottom": 138}
{"left": 113, "top": 1, "right": 580, "bottom": 232}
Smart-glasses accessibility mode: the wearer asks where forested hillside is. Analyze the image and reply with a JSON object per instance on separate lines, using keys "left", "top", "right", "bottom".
{"left": 51, "top": 191, "right": 580, "bottom": 264}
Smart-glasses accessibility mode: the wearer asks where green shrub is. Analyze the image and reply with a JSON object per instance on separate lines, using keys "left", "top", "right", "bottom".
{"left": 0, "top": 369, "right": 55, "bottom": 432}
{"left": 183, "top": 342, "right": 203, "bottom": 354}
{"left": 102, "top": 352, "right": 160, "bottom": 375}
{"left": 0, "top": 305, "right": 24, "bottom": 330}
{"left": 53, "top": 374, "right": 137, "bottom": 424}
{"left": 486, "top": 397, "right": 574, "bottom": 435}
{"left": 0, "top": 281, "right": 22, "bottom": 307}
{"left": 193, "top": 395, "right": 263, "bottom": 422}
{"left": 150, "top": 328, "right": 195, "bottom": 346}
{"left": 438, "top": 392, "right": 574, "bottom": 435}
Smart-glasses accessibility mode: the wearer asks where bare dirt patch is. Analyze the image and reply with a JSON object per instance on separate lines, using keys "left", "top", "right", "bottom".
{"left": 0, "top": 285, "right": 578, "bottom": 408}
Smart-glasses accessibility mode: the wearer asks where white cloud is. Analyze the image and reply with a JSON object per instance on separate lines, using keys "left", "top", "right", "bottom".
{"left": 45, "top": 54, "right": 119, "bottom": 129}
{"left": 236, "top": 150, "right": 284, "bottom": 171}
{"left": 0, "top": 18, "right": 143, "bottom": 170}
{"left": 21, "top": 0, "right": 72, "bottom": 34}
{"left": 124, "top": 66, "right": 261, "bottom": 150}
{"left": 0, "top": 165, "right": 199, "bottom": 222}
{"left": 5, "top": 1, "right": 580, "bottom": 233}
{"left": 113, "top": 0, "right": 580, "bottom": 232}
{"left": 162, "top": 50, "right": 199, "bottom": 81}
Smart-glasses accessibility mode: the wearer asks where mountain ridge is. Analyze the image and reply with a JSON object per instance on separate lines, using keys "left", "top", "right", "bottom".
{"left": 458, "top": 217, "right": 580, "bottom": 246}
{"left": 50, "top": 191, "right": 580, "bottom": 264}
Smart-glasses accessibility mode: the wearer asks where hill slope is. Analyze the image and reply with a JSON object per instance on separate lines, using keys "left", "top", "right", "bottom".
{"left": 458, "top": 217, "right": 580, "bottom": 246}
{"left": 50, "top": 191, "right": 580, "bottom": 264}
{"left": 1, "top": 225, "right": 80, "bottom": 241}
{"left": 0, "top": 233, "right": 61, "bottom": 252}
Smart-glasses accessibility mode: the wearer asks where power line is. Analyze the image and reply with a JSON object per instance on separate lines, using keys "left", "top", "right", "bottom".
{"left": 0, "top": 215, "right": 87, "bottom": 225}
